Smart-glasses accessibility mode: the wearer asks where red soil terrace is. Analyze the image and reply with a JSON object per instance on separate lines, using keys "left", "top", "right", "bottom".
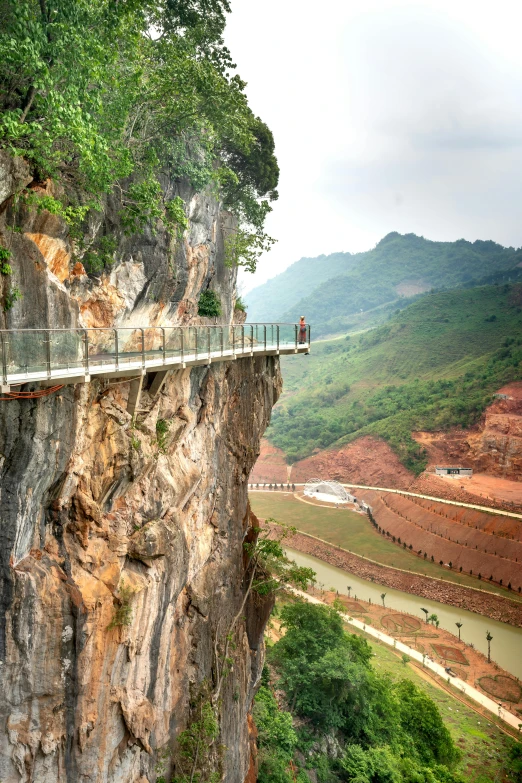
{"left": 356, "top": 491, "right": 522, "bottom": 592}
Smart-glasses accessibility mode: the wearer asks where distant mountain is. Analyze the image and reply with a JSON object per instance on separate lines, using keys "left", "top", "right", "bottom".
{"left": 246, "top": 233, "right": 522, "bottom": 336}
{"left": 244, "top": 251, "right": 357, "bottom": 322}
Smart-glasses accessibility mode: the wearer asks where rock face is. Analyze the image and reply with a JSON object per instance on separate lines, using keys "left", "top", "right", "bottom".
{"left": 0, "top": 160, "right": 280, "bottom": 782}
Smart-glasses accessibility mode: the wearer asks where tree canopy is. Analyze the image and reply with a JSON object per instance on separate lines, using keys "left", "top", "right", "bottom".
{"left": 0, "top": 0, "right": 278, "bottom": 269}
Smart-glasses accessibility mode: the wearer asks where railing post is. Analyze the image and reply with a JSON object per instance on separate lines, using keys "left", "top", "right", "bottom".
{"left": 194, "top": 327, "right": 198, "bottom": 360}
{"left": 180, "top": 327, "right": 184, "bottom": 365}
{"left": 308, "top": 324, "right": 311, "bottom": 349}
{"left": 45, "top": 330, "right": 52, "bottom": 379}
{"left": 114, "top": 329, "right": 119, "bottom": 370}
{"left": 162, "top": 327, "right": 166, "bottom": 364}
{"left": 295, "top": 323, "right": 298, "bottom": 350}
{"left": 232, "top": 325, "right": 235, "bottom": 356}
{"left": 207, "top": 326, "right": 211, "bottom": 362}
{"left": 250, "top": 324, "right": 254, "bottom": 354}
{"left": 241, "top": 325, "right": 244, "bottom": 355}
{"left": 276, "top": 325, "right": 280, "bottom": 352}
{"left": 263, "top": 325, "right": 266, "bottom": 351}
{"left": 84, "top": 330, "right": 89, "bottom": 375}
{"left": 0, "top": 332, "right": 7, "bottom": 385}
{"left": 220, "top": 326, "right": 224, "bottom": 356}
{"left": 140, "top": 328, "right": 145, "bottom": 369}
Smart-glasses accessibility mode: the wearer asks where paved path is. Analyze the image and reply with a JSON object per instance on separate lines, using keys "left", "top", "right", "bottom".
{"left": 293, "top": 589, "right": 522, "bottom": 732}
{"left": 250, "top": 485, "right": 522, "bottom": 520}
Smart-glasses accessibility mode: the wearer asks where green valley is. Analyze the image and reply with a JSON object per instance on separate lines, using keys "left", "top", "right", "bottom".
{"left": 266, "top": 283, "right": 522, "bottom": 472}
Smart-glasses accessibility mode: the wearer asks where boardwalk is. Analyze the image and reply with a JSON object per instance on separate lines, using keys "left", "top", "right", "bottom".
{"left": 0, "top": 322, "right": 310, "bottom": 413}
{"left": 0, "top": 322, "right": 309, "bottom": 387}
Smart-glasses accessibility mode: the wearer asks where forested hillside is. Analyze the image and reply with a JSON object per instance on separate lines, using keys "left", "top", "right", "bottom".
{"left": 246, "top": 232, "right": 522, "bottom": 335}
{"left": 267, "top": 283, "right": 522, "bottom": 473}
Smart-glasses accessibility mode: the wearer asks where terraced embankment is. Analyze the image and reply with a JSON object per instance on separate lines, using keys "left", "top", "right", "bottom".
{"left": 358, "top": 491, "right": 522, "bottom": 591}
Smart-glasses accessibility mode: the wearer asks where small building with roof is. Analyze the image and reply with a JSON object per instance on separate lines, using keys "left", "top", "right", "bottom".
{"left": 435, "top": 466, "right": 473, "bottom": 477}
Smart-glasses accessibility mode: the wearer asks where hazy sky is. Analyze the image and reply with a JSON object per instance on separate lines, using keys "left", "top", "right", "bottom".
{"left": 224, "top": 0, "right": 522, "bottom": 291}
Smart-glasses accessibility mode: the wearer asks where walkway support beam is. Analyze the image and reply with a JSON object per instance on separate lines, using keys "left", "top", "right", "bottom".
{"left": 149, "top": 369, "right": 171, "bottom": 397}
{"left": 127, "top": 373, "right": 145, "bottom": 418}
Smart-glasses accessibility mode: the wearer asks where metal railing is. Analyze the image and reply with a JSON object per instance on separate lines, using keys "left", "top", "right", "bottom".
{"left": 0, "top": 323, "right": 311, "bottom": 385}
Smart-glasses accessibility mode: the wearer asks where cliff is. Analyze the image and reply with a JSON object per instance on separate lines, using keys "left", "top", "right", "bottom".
{"left": 0, "top": 152, "right": 280, "bottom": 782}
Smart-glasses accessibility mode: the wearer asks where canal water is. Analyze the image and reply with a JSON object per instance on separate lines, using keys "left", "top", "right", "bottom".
{"left": 286, "top": 548, "right": 522, "bottom": 679}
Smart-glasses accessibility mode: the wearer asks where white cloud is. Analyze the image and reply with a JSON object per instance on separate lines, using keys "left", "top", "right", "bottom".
{"left": 225, "top": 0, "right": 522, "bottom": 290}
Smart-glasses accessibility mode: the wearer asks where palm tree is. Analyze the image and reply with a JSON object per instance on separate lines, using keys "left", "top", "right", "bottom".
{"left": 486, "top": 631, "right": 493, "bottom": 663}
{"left": 456, "top": 622, "right": 463, "bottom": 641}
{"left": 347, "top": 586, "right": 352, "bottom": 598}
{"left": 421, "top": 607, "right": 429, "bottom": 623}
{"left": 381, "top": 593, "right": 386, "bottom": 608}
{"left": 428, "top": 613, "right": 438, "bottom": 625}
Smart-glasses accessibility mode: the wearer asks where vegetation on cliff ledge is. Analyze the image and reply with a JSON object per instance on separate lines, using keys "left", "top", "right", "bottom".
{"left": 0, "top": 0, "right": 279, "bottom": 270}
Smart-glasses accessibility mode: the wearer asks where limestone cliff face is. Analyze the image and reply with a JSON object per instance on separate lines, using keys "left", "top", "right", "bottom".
{"left": 0, "top": 153, "right": 281, "bottom": 782}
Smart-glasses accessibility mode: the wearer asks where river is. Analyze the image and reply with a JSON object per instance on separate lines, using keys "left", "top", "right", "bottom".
{"left": 286, "top": 547, "right": 522, "bottom": 680}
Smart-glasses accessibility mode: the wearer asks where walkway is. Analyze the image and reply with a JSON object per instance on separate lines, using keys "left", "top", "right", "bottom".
{"left": 1, "top": 322, "right": 310, "bottom": 413}
{"left": 0, "top": 322, "right": 309, "bottom": 390}
{"left": 293, "top": 589, "right": 522, "bottom": 732}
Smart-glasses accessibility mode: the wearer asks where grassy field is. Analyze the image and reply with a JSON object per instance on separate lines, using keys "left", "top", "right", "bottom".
{"left": 272, "top": 593, "right": 517, "bottom": 783}
{"left": 251, "top": 491, "right": 522, "bottom": 600}
{"left": 268, "top": 283, "right": 522, "bottom": 471}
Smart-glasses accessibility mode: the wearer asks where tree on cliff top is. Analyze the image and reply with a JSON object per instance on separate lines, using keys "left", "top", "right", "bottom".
{"left": 0, "top": 0, "right": 278, "bottom": 271}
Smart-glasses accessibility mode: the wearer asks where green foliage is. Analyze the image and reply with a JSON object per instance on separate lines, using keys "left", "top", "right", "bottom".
{"left": 172, "top": 683, "right": 221, "bottom": 783}
{"left": 22, "top": 192, "right": 90, "bottom": 229}
{"left": 198, "top": 290, "right": 222, "bottom": 317}
{"left": 156, "top": 418, "right": 170, "bottom": 452}
{"left": 0, "top": 0, "right": 278, "bottom": 268}
{"left": 130, "top": 433, "right": 142, "bottom": 452}
{"left": 107, "top": 581, "right": 134, "bottom": 630}
{"left": 119, "top": 176, "right": 164, "bottom": 235}
{"left": 507, "top": 739, "right": 522, "bottom": 783}
{"left": 255, "top": 685, "right": 298, "bottom": 783}
{"left": 224, "top": 226, "right": 275, "bottom": 274}
{"left": 234, "top": 295, "right": 246, "bottom": 313}
{"left": 82, "top": 236, "right": 118, "bottom": 275}
{"left": 3, "top": 286, "right": 22, "bottom": 311}
{"left": 165, "top": 196, "right": 189, "bottom": 239}
{"left": 0, "top": 247, "right": 12, "bottom": 273}
{"left": 268, "top": 284, "right": 522, "bottom": 472}
{"left": 243, "top": 523, "right": 316, "bottom": 597}
{"left": 394, "top": 679, "right": 459, "bottom": 767}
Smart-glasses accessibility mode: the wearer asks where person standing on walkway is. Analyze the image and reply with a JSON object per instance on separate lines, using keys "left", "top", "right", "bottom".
{"left": 298, "top": 315, "right": 307, "bottom": 344}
